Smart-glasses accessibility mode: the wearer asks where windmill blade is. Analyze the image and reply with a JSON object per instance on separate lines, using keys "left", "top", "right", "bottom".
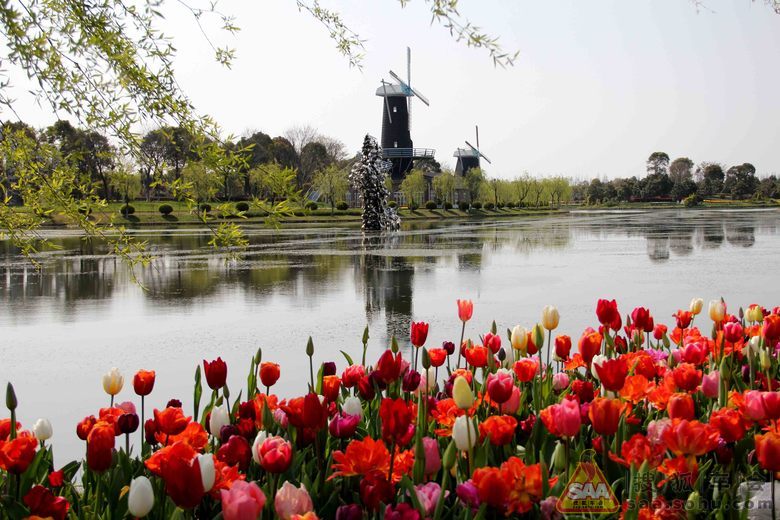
{"left": 410, "top": 86, "right": 430, "bottom": 106}
{"left": 381, "top": 80, "right": 393, "bottom": 125}
{"left": 465, "top": 140, "right": 492, "bottom": 164}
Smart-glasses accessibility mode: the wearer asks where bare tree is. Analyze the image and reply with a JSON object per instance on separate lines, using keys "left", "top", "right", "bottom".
{"left": 284, "top": 125, "right": 320, "bottom": 155}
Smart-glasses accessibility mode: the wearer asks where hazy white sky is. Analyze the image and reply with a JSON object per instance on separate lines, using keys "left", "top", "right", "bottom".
{"left": 9, "top": 1, "right": 780, "bottom": 179}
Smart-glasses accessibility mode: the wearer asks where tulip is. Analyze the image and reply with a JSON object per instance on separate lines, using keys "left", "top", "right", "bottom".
{"left": 556, "top": 399, "right": 582, "bottom": 437}
{"left": 452, "top": 376, "right": 474, "bottom": 410}
{"left": 590, "top": 354, "right": 607, "bottom": 380}
{"left": 32, "top": 418, "right": 52, "bottom": 442}
{"left": 746, "top": 304, "right": 763, "bottom": 323}
{"left": 594, "top": 357, "right": 628, "bottom": 392}
{"left": 763, "top": 314, "right": 780, "bottom": 343}
{"left": 259, "top": 362, "right": 281, "bottom": 389}
{"left": 342, "top": 396, "right": 363, "bottom": 419}
{"left": 690, "top": 298, "right": 704, "bottom": 315}
{"left": 321, "top": 375, "right": 341, "bottom": 402}
{"left": 744, "top": 390, "right": 767, "bottom": 421}
{"left": 335, "top": 505, "right": 363, "bottom": 520}
{"left": 411, "top": 321, "right": 429, "bottom": 347}
{"left": 198, "top": 453, "right": 216, "bottom": 492}
{"left": 452, "top": 415, "right": 478, "bottom": 450}
{"left": 596, "top": 299, "right": 621, "bottom": 330}
{"left": 457, "top": 299, "right": 474, "bottom": 322}
{"left": 402, "top": 370, "right": 421, "bottom": 392}
{"left": 329, "top": 412, "right": 360, "bottom": 439}
{"left": 428, "top": 348, "right": 447, "bottom": 368}
{"left": 668, "top": 393, "right": 695, "bottom": 420}
{"left": 578, "top": 328, "right": 602, "bottom": 366}
{"left": 274, "top": 482, "right": 314, "bottom": 520}
{"left": 588, "top": 397, "right": 622, "bottom": 436}
{"left": 416, "top": 482, "right": 443, "bottom": 517}
{"left": 379, "top": 398, "right": 414, "bottom": 445}
{"left": 251, "top": 431, "right": 268, "bottom": 464}
{"left": 754, "top": 431, "right": 780, "bottom": 472}
{"left": 102, "top": 368, "right": 124, "bottom": 400}
{"left": 128, "top": 476, "right": 154, "bottom": 517}
{"left": 221, "top": 480, "right": 266, "bottom": 520}
{"left": 486, "top": 369, "right": 514, "bottom": 404}
{"left": 631, "top": 307, "right": 654, "bottom": 333}
{"left": 709, "top": 299, "right": 726, "bottom": 324}
{"left": 341, "top": 365, "right": 365, "bottom": 388}
{"left": 86, "top": 423, "right": 115, "bottom": 472}
{"left": 133, "top": 370, "right": 156, "bottom": 396}
{"left": 322, "top": 361, "right": 337, "bottom": 376}
{"left": 375, "top": 350, "right": 403, "bottom": 383}
{"left": 258, "top": 436, "right": 293, "bottom": 473}
{"left": 422, "top": 437, "right": 441, "bottom": 475}
{"left": 723, "top": 322, "right": 743, "bottom": 343}
{"left": 542, "top": 305, "right": 560, "bottom": 331}
{"left": 653, "top": 323, "right": 668, "bottom": 341}
{"left": 511, "top": 325, "right": 528, "bottom": 355}
{"left": 203, "top": 357, "right": 228, "bottom": 390}
{"left": 209, "top": 403, "right": 230, "bottom": 437}
{"left": 554, "top": 335, "right": 572, "bottom": 361}
{"left": 701, "top": 371, "right": 720, "bottom": 399}
{"left": 552, "top": 373, "right": 569, "bottom": 391}
{"left": 118, "top": 413, "right": 140, "bottom": 435}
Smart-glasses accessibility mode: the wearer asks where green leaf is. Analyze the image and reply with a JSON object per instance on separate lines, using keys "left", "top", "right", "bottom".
{"left": 340, "top": 350, "right": 354, "bottom": 366}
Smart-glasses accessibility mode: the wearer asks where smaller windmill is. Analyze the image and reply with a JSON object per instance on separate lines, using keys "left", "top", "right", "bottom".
{"left": 453, "top": 125, "right": 492, "bottom": 176}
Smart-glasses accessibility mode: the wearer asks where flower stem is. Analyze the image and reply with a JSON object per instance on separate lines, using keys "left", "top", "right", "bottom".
{"left": 457, "top": 321, "right": 466, "bottom": 369}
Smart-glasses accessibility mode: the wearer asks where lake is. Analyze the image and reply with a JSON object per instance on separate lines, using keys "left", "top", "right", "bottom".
{"left": 1, "top": 208, "right": 778, "bottom": 464}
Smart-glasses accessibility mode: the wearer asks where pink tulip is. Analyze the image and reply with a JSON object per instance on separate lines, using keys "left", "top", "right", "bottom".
{"left": 116, "top": 401, "right": 137, "bottom": 414}
{"left": 329, "top": 413, "right": 360, "bottom": 439}
{"left": 416, "top": 482, "right": 444, "bottom": 517}
{"left": 745, "top": 390, "right": 767, "bottom": 421}
{"left": 275, "top": 482, "right": 313, "bottom": 520}
{"left": 221, "top": 481, "right": 266, "bottom": 520}
{"left": 701, "top": 371, "right": 720, "bottom": 399}
{"left": 553, "top": 399, "right": 581, "bottom": 437}
{"left": 501, "top": 386, "right": 521, "bottom": 415}
{"left": 486, "top": 369, "right": 514, "bottom": 404}
{"left": 273, "top": 408, "right": 289, "bottom": 429}
{"left": 647, "top": 418, "right": 670, "bottom": 446}
{"left": 422, "top": 437, "right": 441, "bottom": 475}
{"left": 552, "top": 373, "right": 569, "bottom": 391}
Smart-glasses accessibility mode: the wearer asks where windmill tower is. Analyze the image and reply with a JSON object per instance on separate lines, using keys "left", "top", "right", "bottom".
{"left": 376, "top": 48, "right": 435, "bottom": 184}
{"left": 453, "top": 125, "right": 492, "bottom": 176}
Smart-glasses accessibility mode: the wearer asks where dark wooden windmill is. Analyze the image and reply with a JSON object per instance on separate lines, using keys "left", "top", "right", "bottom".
{"left": 376, "top": 48, "right": 435, "bottom": 184}
{"left": 454, "top": 125, "right": 492, "bottom": 176}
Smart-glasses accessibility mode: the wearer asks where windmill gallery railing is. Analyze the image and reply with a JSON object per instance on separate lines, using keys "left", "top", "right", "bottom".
{"left": 382, "top": 147, "right": 436, "bottom": 159}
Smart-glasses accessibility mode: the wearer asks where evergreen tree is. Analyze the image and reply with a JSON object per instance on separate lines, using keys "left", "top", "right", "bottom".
{"left": 349, "top": 135, "right": 400, "bottom": 231}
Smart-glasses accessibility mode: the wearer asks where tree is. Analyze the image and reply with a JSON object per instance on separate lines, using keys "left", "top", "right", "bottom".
{"left": 399, "top": 169, "right": 427, "bottom": 207}
{"left": 312, "top": 165, "right": 349, "bottom": 213}
{"left": 299, "top": 141, "right": 331, "bottom": 188}
{"left": 512, "top": 175, "right": 532, "bottom": 206}
{"left": 249, "top": 163, "right": 297, "bottom": 204}
{"left": 432, "top": 171, "right": 456, "bottom": 203}
{"left": 669, "top": 157, "right": 694, "bottom": 184}
{"left": 284, "top": 125, "right": 319, "bottom": 155}
{"left": 464, "top": 167, "right": 485, "bottom": 203}
{"left": 181, "top": 162, "right": 219, "bottom": 203}
{"left": 547, "top": 176, "right": 571, "bottom": 206}
{"left": 696, "top": 163, "right": 725, "bottom": 197}
{"left": 529, "top": 178, "right": 546, "bottom": 206}
{"left": 45, "top": 121, "right": 116, "bottom": 199}
{"left": 723, "top": 163, "right": 759, "bottom": 199}
{"left": 109, "top": 161, "right": 142, "bottom": 203}
{"left": 671, "top": 179, "right": 697, "bottom": 201}
{"left": 758, "top": 176, "right": 779, "bottom": 199}
{"left": 139, "top": 129, "right": 170, "bottom": 200}
{"left": 271, "top": 137, "right": 298, "bottom": 170}
{"left": 646, "top": 152, "right": 670, "bottom": 177}
{"left": 349, "top": 135, "right": 399, "bottom": 231}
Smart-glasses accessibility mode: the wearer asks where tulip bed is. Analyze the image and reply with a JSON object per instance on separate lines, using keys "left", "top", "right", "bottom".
{"left": 2, "top": 298, "right": 780, "bottom": 519}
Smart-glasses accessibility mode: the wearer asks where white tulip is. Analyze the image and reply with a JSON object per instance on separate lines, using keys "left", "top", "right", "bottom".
{"left": 689, "top": 298, "right": 704, "bottom": 315}
{"left": 419, "top": 367, "right": 437, "bottom": 393}
{"left": 502, "top": 345, "right": 515, "bottom": 367}
{"left": 252, "top": 430, "right": 268, "bottom": 464}
{"left": 748, "top": 336, "right": 762, "bottom": 354}
{"left": 32, "top": 418, "right": 52, "bottom": 441}
{"left": 591, "top": 354, "right": 608, "bottom": 380}
{"left": 102, "top": 367, "right": 124, "bottom": 396}
{"left": 510, "top": 325, "right": 528, "bottom": 355}
{"left": 709, "top": 299, "right": 726, "bottom": 323}
{"left": 208, "top": 403, "right": 230, "bottom": 437}
{"left": 342, "top": 396, "right": 363, "bottom": 419}
{"left": 452, "top": 415, "right": 478, "bottom": 451}
{"left": 197, "top": 453, "right": 215, "bottom": 492}
{"left": 128, "top": 476, "right": 154, "bottom": 517}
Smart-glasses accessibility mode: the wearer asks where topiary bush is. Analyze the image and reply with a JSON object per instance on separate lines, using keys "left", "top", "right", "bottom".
{"left": 409, "top": 202, "right": 419, "bottom": 211}
{"left": 199, "top": 203, "right": 211, "bottom": 213}
{"left": 235, "top": 201, "right": 250, "bottom": 212}
{"left": 458, "top": 201, "right": 470, "bottom": 211}
{"left": 471, "top": 202, "right": 482, "bottom": 210}
{"left": 120, "top": 204, "right": 135, "bottom": 216}
{"left": 336, "top": 201, "right": 349, "bottom": 211}
{"left": 484, "top": 202, "right": 495, "bottom": 210}
{"left": 158, "top": 204, "right": 173, "bottom": 216}
{"left": 496, "top": 202, "right": 504, "bottom": 209}
{"left": 443, "top": 201, "right": 453, "bottom": 210}
{"left": 305, "top": 201, "right": 318, "bottom": 211}
{"left": 388, "top": 200, "right": 397, "bottom": 208}
{"left": 505, "top": 201, "right": 515, "bottom": 209}
{"left": 425, "top": 200, "right": 438, "bottom": 210}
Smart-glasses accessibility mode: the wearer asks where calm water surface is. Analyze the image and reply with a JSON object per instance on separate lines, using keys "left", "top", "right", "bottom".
{"left": 1, "top": 208, "right": 778, "bottom": 463}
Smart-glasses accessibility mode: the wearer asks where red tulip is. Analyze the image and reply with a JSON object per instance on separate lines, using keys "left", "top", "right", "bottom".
{"left": 483, "top": 333, "right": 501, "bottom": 354}
{"left": 360, "top": 472, "right": 395, "bottom": 512}
{"left": 259, "top": 362, "right": 281, "bottom": 388}
{"left": 457, "top": 299, "right": 474, "bottom": 322}
{"left": 631, "top": 307, "right": 654, "bottom": 333}
{"left": 763, "top": 314, "right": 780, "bottom": 343}
{"left": 329, "top": 412, "right": 360, "bottom": 439}
{"left": 594, "top": 357, "right": 628, "bottom": 392}
{"left": 86, "top": 423, "right": 115, "bottom": 472}
{"left": 322, "top": 375, "right": 341, "bottom": 402}
{"left": 375, "top": 350, "right": 403, "bottom": 383}
{"left": 76, "top": 416, "right": 96, "bottom": 441}
{"left": 428, "top": 348, "right": 447, "bottom": 368}
{"left": 257, "top": 436, "right": 293, "bottom": 473}
{"left": 596, "top": 299, "right": 621, "bottom": 330}
{"left": 673, "top": 310, "right": 692, "bottom": 330}
{"left": 379, "top": 398, "right": 414, "bottom": 445}
{"left": 709, "top": 407, "right": 746, "bottom": 443}
{"left": 341, "top": 365, "right": 365, "bottom": 388}
{"left": 554, "top": 335, "right": 572, "bottom": 361}
{"left": 158, "top": 442, "right": 205, "bottom": 509}
{"left": 410, "top": 321, "right": 429, "bottom": 347}
{"left": 133, "top": 370, "right": 156, "bottom": 396}
{"left": 667, "top": 393, "right": 695, "bottom": 420}
{"left": 588, "top": 397, "right": 623, "bottom": 436}
{"left": 0, "top": 433, "right": 37, "bottom": 474}
{"left": 23, "top": 485, "right": 69, "bottom": 520}
{"left": 541, "top": 399, "right": 581, "bottom": 438}
{"left": 572, "top": 380, "right": 595, "bottom": 403}
{"left": 755, "top": 431, "right": 780, "bottom": 471}
{"left": 302, "top": 392, "right": 328, "bottom": 431}
{"left": 217, "top": 435, "right": 252, "bottom": 471}
{"left": 653, "top": 324, "right": 668, "bottom": 340}
{"left": 578, "top": 327, "right": 602, "bottom": 365}
{"left": 723, "top": 322, "right": 743, "bottom": 343}
{"left": 154, "top": 407, "right": 190, "bottom": 436}
{"left": 513, "top": 358, "right": 539, "bottom": 383}
{"left": 662, "top": 419, "right": 719, "bottom": 456}
{"left": 672, "top": 363, "right": 702, "bottom": 392}
{"left": 486, "top": 369, "right": 514, "bottom": 404}
{"left": 203, "top": 357, "right": 228, "bottom": 390}
{"left": 463, "top": 345, "right": 489, "bottom": 368}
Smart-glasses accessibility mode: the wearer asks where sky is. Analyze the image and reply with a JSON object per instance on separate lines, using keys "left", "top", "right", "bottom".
{"left": 6, "top": 0, "right": 780, "bottom": 180}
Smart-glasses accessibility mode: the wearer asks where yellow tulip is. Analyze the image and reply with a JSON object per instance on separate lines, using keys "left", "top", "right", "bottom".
{"left": 541, "top": 305, "right": 560, "bottom": 331}
{"left": 452, "top": 376, "right": 474, "bottom": 410}
{"left": 511, "top": 325, "right": 528, "bottom": 355}
{"left": 102, "top": 367, "right": 124, "bottom": 396}
{"left": 689, "top": 298, "right": 704, "bottom": 315}
{"left": 709, "top": 299, "right": 726, "bottom": 323}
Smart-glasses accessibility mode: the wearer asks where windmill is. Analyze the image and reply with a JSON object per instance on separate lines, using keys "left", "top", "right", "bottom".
{"left": 376, "top": 47, "right": 435, "bottom": 184}
{"left": 454, "top": 125, "right": 492, "bottom": 176}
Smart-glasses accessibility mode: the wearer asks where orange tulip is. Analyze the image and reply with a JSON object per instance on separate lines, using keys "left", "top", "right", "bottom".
{"left": 154, "top": 407, "right": 190, "bottom": 436}
{"left": 0, "top": 433, "right": 38, "bottom": 474}
{"left": 457, "top": 299, "right": 474, "bottom": 322}
{"left": 588, "top": 397, "right": 623, "bottom": 436}
{"left": 133, "top": 370, "right": 156, "bottom": 396}
{"left": 755, "top": 430, "right": 780, "bottom": 471}
{"left": 259, "top": 362, "right": 281, "bottom": 388}
{"left": 662, "top": 419, "right": 719, "bottom": 457}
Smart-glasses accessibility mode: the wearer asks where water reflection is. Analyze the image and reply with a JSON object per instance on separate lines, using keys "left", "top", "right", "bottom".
{"left": 0, "top": 210, "right": 777, "bottom": 319}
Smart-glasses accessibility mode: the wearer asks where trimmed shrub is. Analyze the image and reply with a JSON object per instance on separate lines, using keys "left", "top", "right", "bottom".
{"left": 235, "top": 201, "right": 250, "bottom": 212}
{"left": 158, "top": 204, "right": 173, "bottom": 216}
{"left": 199, "top": 203, "right": 211, "bottom": 213}
{"left": 336, "top": 201, "right": 349, "bottom": 211}
{"left": 471, "top": 202, "right": 482, "bottom": 210}
{"left": 293, "top": 210, "right": 305, "bottom": 217}
{"left": 496, "top": 202, "right": 504, "bottom": 209}
{"left": 443, "top": 201, "right": 453, "bottom": 210}
{"left": 505, "top": 201, "right": 516, "bottom": 209}
{"left": 484, "top": 202, "right": 495, "bottom": 210}
{"left": 458, "top": 201, "right": 470, "bottom": 211}
{"left": 305, "top": 201, "right": 318, "bottom": 211}
{"left": 425, "top": 200, "right": 438, "bottom": 210}
{"left": 409, "top": 202, "right": 419, "bottom": 211}
{"left": 388, "top": 200, "right": 398, "bottom": 208}
{"left": 120, "top": 204, "right": 135, "bottom": 216}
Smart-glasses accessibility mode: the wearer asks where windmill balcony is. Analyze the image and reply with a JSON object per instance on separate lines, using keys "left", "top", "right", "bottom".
{"left": 382, "top": 148, "right": 436, "bottom": 159}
